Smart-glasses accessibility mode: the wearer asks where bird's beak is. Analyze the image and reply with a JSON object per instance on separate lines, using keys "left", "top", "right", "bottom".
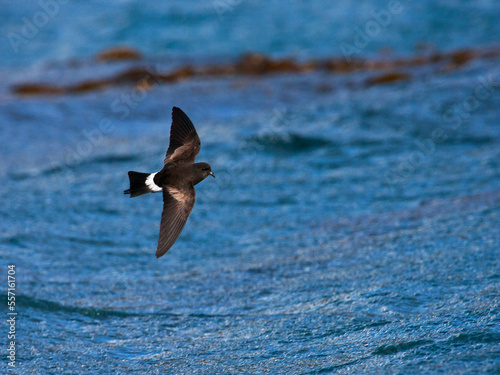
{"left": 209, "top": 171, "right": 215, "bottom": 178}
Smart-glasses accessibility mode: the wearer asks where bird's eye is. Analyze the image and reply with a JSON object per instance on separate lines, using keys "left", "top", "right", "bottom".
{"left": 202, "top": 167, "right": 209, "bottom": 171}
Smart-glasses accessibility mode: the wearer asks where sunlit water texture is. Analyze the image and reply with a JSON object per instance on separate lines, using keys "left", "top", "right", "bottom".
{"left": 1, "top": 1, "right": 499, "bottom": 374}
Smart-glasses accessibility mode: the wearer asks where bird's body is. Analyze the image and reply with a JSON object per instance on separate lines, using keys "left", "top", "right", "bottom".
{"left": 124, "top": 107, "right": 214, "bottom": 258}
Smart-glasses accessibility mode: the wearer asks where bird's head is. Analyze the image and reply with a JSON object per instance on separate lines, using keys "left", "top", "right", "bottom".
{"left": 193, "top": 162, "right": 215, "bottom": 184}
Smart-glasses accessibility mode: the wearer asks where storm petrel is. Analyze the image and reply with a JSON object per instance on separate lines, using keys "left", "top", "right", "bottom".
{"left": 124, "top": 107, "right": 215, "bottom": 258}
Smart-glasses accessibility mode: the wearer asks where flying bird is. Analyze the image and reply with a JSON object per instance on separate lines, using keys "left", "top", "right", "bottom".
{"left": 124, "top": 107, "right": 215, "bottom": 258}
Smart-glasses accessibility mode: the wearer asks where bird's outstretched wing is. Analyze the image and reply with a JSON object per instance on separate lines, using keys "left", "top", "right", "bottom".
{"left": 156, "top": 185, "right": 195, "bottom": 258}
{"left": 164, "top": 107, "right": 201, "bottom": 165}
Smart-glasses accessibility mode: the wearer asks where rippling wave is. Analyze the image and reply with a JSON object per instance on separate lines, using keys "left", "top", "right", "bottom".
{"left": 1, "top": 1, "right": 499, "bottom": 373}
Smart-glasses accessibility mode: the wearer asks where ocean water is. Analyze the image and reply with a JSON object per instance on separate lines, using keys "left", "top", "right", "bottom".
{"left": 1, "top": 1, "right": 499, "bottom": 374}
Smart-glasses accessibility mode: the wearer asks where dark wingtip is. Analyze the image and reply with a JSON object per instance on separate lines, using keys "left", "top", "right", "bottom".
{"left": 172, "top": 106, "right": 190, "bottom": 119}
{"left": 124, "top": 189, "right": 130, "bottom": 194}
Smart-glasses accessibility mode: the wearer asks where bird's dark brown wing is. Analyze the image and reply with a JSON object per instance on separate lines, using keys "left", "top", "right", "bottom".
{"left": 164, "top": 107, "right": 201, "bottom": 165}
{"left": 155, "top": 185, "right": 195, "bottom": 258}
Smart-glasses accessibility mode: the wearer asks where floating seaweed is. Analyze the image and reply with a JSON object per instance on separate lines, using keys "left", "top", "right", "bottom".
{"left": 12, "top": 45, "right": 500, "bottom": 96}
{"left": 96, "top": 47, "right": 142, "bottom": 62}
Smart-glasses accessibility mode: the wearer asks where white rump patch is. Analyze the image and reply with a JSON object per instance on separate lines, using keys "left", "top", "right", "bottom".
{"left": 167, "top": 187, "right": 187, "bottom": 203}
{"left": 146, "top": 173, "right": 162, "bottom": 192}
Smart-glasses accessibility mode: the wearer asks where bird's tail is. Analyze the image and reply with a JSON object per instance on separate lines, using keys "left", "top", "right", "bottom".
{"left": 124, "top": 171, "right": 156, "bottom": 198}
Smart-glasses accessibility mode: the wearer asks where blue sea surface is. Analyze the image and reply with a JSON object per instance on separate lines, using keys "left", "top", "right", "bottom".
{"left": 1, "top": 1, "right": 499, "bottom": 374}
